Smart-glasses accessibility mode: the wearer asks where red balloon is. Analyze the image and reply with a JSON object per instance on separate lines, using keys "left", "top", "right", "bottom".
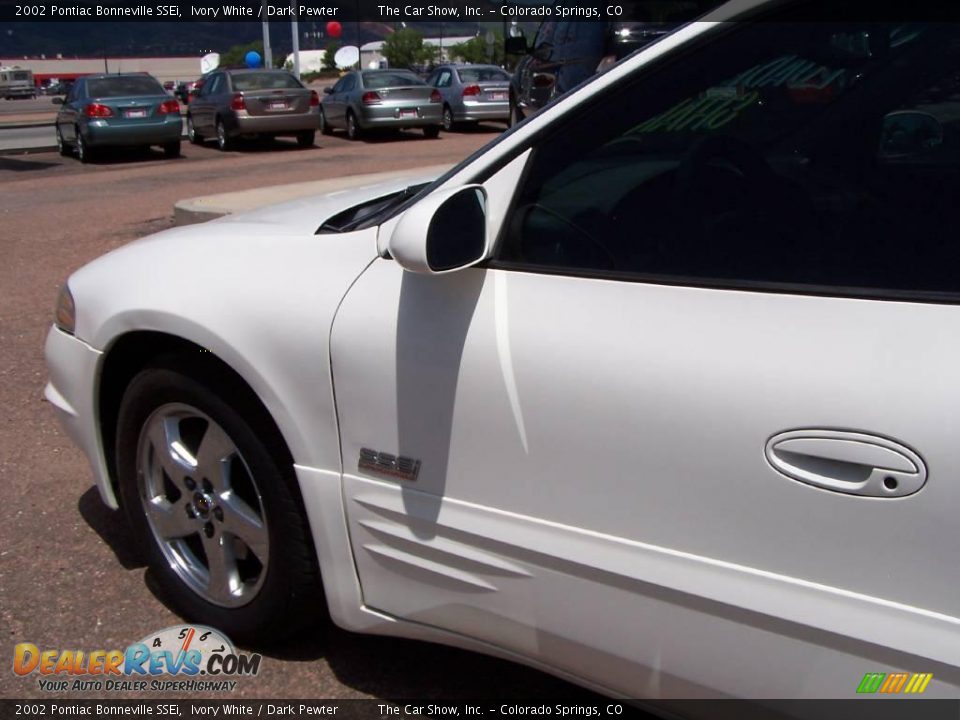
{"left": 326, "top": 21, "right": 342, "bottom": 38}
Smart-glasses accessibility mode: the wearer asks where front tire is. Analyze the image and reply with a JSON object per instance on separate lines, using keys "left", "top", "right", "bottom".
{"left": 442, "top": 105, "right": 455, "bottom": 132}
{"left": 216, "top": 118, "right": 231, "bottom": 151}
{"left": 346, "top": 111, "right": 361, "bottom": 141}
{"left": 187, "top": 115, "right": 203, "bottom": 145}
{"left": 56, "top": 125, "right": 70, "bottom": 156}
{"left": 319, "top": 110, "right": 333, "bottom": 136}
{"left": 116, "top": 365, "right": 321, "bottom": 643}
{"left": 75, "top": 129, "right": 94, "bottom": 163}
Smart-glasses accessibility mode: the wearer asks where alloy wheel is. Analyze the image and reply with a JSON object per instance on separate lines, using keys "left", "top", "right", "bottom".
{"left": 216, "top": 120, "right": 229, "bottom": 151}
{"left": 75, "top": 131, "right": 88, "bottom": 162}
{"left": 136, "top": 403, "right": 269, "bottom": 608}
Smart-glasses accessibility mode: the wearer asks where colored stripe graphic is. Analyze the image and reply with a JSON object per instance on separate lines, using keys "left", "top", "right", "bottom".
{"left": 880, "top": 673, "right": 908, "bottom": 693}
{"left": 858, "top": 672, "right": 932, "bottom": 694}
{"left": 904, "top": 673, "right": 933, "bottom": 694}
{"left": 857, "top": 673, "right": 885, "bottom": 693}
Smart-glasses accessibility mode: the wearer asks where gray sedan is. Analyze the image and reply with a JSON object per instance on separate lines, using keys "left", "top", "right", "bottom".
{"left": 186, "top": 69, "right": 320, "bottom": 150}
{"left": 319, "top": 70, "right": 442, "bottom": 140}
{"left": 427, "top": 64, "right": 511, "bottom": 131}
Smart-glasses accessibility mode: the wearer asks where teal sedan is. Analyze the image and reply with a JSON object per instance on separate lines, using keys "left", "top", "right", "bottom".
{"left": 54, "top": 73, "right": 183, "bottom": 163}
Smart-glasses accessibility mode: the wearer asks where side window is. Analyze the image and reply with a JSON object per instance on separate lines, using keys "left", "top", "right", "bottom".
{"left": 426, "top": 70, "right": 440, "bottom": 86}
{"left": 205, "top": 74, "right": 222, "bottom": 96}
{"left": 344, "top": 75, "right": 357, "bottom": 92}
{"left": 498, "top": 21, "right": 960, "bottom": 297}
{"left": 66, "top": 82, "right": 79, "bottom": 103}
{"left": 438, "top": 70, "right": 452, "bottom": 88}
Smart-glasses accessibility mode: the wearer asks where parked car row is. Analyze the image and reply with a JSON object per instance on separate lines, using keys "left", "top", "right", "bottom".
{"left": 53, "top": 63, "right": 519, "bottom": 163}
{"left": 53, "top": 69, "right": 326, "bottom": 163}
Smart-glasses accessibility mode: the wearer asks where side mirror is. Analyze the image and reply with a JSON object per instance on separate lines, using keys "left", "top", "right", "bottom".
{"left": 505, "top": 35, "right": 529, "bottom": 55}
{"left": 323, "top": 86, "right": 334, "bottom": 95}
{"left": 388, "top": 185, "right": 488, "bottom": 274}
{"left": 51, "top": 97, "right": 64, "bottom": 105}
{"left": 880, "top": 111, "right": 943, "bottom": 158}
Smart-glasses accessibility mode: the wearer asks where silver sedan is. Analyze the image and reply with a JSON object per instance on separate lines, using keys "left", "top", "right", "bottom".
{"left": 427, "top": 64, "right": 512, "bottom": 131}
{"left": 319, "top": 70, "right": 443, "bottom": 140}
{"left": 186, "top": 69, "right": 320, "bottom": 150}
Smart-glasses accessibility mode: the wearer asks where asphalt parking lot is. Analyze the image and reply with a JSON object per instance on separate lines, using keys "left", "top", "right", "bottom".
{"left": 0, "top": 127, "right": 609, "bottom": 702}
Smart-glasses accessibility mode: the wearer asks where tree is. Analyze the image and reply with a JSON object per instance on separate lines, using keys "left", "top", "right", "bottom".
{"left": 219, "top": 40, "right": 264, "bottom": 69}
{"left": 322, "top": 41, "right": 342, "bottom": 71}
{"left": 381, "top": 28, "right": 433, "bottom": 70}
{"left": 451, "top": 33, "right": 504, "bottom": 66}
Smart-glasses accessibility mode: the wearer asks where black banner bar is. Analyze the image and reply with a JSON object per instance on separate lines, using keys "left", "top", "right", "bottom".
{"left": 1, "top": 700, "right": 959, "bottom": 720}
{"left": 5, "top": 0, "right": 960, "bottom": 23}
{"left": 2, "top": 0, "right": 629, "bottom": 24}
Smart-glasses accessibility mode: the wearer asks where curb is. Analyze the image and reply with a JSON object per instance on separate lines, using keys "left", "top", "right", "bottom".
{"left": 0, "top": 145, "right": 57, "bottom": 156}
{"left": 173, "top": 164, "right": 452, "bottom": 227}
{"left": 0, "top": 121, "right": 54, "bottom": 130}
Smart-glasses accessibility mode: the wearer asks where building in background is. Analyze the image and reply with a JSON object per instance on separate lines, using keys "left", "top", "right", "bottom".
{"left": 0, "top": 56, "right": 205, "bottom": 87}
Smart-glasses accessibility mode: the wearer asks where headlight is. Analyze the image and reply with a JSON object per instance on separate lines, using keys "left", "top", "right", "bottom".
{"left": 54, "top": 284, "right": 76, "bottom": 335}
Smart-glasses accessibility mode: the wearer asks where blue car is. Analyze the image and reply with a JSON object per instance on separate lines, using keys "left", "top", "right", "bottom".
{"left": 54, "top": 73, "right": 183, "bottom": 163}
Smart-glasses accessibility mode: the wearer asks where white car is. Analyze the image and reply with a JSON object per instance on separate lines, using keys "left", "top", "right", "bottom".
{"left": 45, "top": 0, "right": 960, "bottom": 702}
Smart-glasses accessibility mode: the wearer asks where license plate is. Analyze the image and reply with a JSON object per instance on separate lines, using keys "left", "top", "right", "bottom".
{"left": 400, "top": 109, "right": 417, "bottom": 118}
{"left": 124, "top": 109, "right": 147, "bottom": 118}
{"left": 488, "top": 92, "right": 507, "bottom": 101}
{"left": 268, "top": 101, "right": 288, "bottom": 111}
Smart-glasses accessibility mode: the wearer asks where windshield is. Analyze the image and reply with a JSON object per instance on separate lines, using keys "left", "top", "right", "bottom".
{"left": 87, "top": 76, "right": 164, "bottom": 98}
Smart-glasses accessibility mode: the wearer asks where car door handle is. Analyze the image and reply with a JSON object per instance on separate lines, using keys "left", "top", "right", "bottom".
{"left": 765, "top": 429, "right": 927, "bottom": 497}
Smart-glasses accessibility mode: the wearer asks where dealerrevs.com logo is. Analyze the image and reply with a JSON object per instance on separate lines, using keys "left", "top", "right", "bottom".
{"left": 12, "top": 625, "right": 261, "bottom": 692}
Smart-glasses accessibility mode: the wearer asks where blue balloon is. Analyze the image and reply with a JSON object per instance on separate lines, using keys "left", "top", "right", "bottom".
{"left": 244, "top": 50, "right": 262, "bottom": 68}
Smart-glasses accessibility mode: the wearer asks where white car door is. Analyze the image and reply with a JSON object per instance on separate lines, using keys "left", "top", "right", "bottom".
{"left": 331, "top": 16, "right": 960, "bottom": 698}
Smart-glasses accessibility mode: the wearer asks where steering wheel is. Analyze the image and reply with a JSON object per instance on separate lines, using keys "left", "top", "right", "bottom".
{"left": 669, "top": 135, "right": 783, "bottom": 266}
{"left": 674, "top": 135, "right": 779, "bottom": 217}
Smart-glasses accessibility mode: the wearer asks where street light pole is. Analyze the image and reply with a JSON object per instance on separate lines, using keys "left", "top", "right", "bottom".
{"left": 355, "top": 0, "right": 361, "bottom": 69}
{"left": 290, "top": 0, "right": 300, "bottom": 79}
{"left": 261, "top": 0, "right": 272, "bottom": 67}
